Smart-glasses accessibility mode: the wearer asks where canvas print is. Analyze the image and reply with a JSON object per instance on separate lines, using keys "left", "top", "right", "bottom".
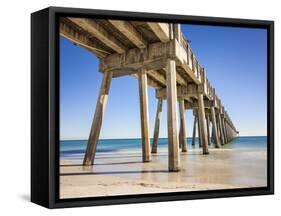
{"left": 59, "top": 17, "right": 267, "bottom": 199}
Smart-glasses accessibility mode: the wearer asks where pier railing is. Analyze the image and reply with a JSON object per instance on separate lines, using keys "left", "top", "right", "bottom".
{"left": 179, "top": 30, "right": 219, "bottom": 102}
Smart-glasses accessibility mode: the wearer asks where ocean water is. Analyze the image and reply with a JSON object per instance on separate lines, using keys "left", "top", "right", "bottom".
{"left": 60, "top": 136, "right": 267, "bottom": 160}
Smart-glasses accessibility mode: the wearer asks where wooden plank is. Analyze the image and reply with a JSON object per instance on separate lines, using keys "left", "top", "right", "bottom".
{"left": 162, "top": 67, "right": 187, "bottom": 86}
{"left": 132, "top": 72, "right": 163, "bottom": 89}
{"left": 60, "top": 21, "right": 109, "bottom": 58}
{"left": 138, "top": 68, "right": 151, "bottom": 162}
{"left": 197, "top": 92, "right": 209, "bottom": 154}
{"left": 147, "top": 22, "right": 170, "bottom": 42}
{"left": 176, "top": 73, "right": 187, "bottom": 86}
{"left": 108, "top": 20, "right": 147, "bottom": 48}
{"left": 179, "top": 98, "right": 187, "bottom": 152}
{"left": 147, "top": 75, "right": 165, "bottom": 88}
{"left": 99, "top": 40, "right": 171, "bottom": 72}
{"left": 112, "top": 68, "right": 137, "bottom": 78}
{"left": 210, "top": 107, "right": 220, "bottom": 148}
{"left": 83, "top": 71, "right": 112, "bottom": 165}
{"left": 69, "top": 18, "right": 126, "bottom": 53}
{"left": 148, "top": 70, "right": 166, "bottom": 86}
{"left": 156, "top": 84, "right": 198, "bottom": 99}
{"left": 151, "top": 98, "right": 163, "bottom": 154}
{"left": 166, "top": 59, "right": 180, "bottom": 171}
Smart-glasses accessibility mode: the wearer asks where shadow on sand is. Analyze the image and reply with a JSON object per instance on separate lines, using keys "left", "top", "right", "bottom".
{"left": 60, "top": 169, "right": 169, "bottom": 176}
{"left": 60, "top": 161, "right": 142, "bottom": 167}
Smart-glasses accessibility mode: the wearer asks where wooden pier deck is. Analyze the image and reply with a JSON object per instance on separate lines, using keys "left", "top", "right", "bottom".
{"left": 60, "top": 17, "right": 239, "bottom": 171}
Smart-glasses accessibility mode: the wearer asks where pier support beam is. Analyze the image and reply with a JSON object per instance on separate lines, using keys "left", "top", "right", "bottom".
{"left": 151, "top": 98, "right": 163, "bottom": 153}
{"left": 225, "top": 124, "right": 230, "bottom": 142}
{"left": 197, "top": 111, "right": 202, "bottom": 147}
{"left": 217, "top": 112, "right": 225, "bottom": 145}
{"left": 166, "top": 58, "right": 180, "bottom": 171}
{"left": 83, "top": 71, "right": 113, "bottom": 165}
{"left": 179, "top": 98, "right": 187, "bottom": 152}
{"left": 197, "top": 92, "right": 209, "bottom": 154}
{"left": 223, "top": 119, "right": 228, "bottom": 143}
{"left": 206, "top": 112, "right": 211, "bottom": 146}
{"left": 222, "top": 117, "right": 228, "bottom": 143}
{"left": 221, "top": 115, "right": 227, "bottom": 144}
{"left": 192, "top": 115, "right": 197, "bottom": 146}
{"left": 138, "top": 68, "right": 151, "bottom": 162}
{"left": 227, "top": 124, "right": 231, "bottom": 141}
{"left": 211, "top": 126, "right": 214, "bottom": 143}
{"left": 210, "top": 107, "right": 220, "bottom": 148}
{"left": 178, "top": 127, "right": 181, "bottom": 149}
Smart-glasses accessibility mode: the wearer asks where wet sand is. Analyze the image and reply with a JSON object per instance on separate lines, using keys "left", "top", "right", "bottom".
{"left": 60, "top": 148, "right": 267, "bottom": 199}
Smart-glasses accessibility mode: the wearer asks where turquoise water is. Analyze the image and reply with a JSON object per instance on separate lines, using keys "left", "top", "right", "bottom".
{"left": 60, "top": 136, "right": 267, "bottom": 159}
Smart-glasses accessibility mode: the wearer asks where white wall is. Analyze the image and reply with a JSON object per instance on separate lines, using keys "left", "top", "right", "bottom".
{"left": 0, "top": 0, "right": 279, "bottom": 214}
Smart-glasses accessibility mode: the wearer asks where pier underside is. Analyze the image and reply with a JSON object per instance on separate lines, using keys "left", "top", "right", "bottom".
{"left": 60, "top": 17, "right": 239, "bottom": 172}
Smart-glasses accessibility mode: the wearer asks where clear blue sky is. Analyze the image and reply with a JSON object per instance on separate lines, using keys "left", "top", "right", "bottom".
{"left": 60, "top": 24, "right": 267, "bottom": 140}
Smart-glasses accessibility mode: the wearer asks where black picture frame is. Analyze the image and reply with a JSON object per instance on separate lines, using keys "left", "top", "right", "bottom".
{"left": 31, "top": 6, "right": 274, "bottom": 208}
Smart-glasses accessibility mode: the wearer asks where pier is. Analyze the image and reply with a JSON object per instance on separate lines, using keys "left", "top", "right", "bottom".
{"left": 60, "top": 17, "right": 239, "bottom": 172}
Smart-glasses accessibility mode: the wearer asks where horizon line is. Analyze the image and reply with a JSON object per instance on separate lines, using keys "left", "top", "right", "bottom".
{"left": 60, "top": 135, "right": 267, "bottom": 141}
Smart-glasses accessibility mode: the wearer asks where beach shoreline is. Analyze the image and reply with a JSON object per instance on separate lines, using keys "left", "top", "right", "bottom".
{"left": 60, "top": 147, "right": 267, "bottom": 199}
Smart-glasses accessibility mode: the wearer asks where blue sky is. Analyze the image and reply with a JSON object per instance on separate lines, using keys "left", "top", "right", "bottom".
{"left": 60, "top": 24, "right": 267, "bottom": 140}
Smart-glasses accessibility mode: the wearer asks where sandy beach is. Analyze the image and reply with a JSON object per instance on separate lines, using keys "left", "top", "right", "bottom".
{"left": 60, "top": 147, "right": 267, "bottom": 199}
